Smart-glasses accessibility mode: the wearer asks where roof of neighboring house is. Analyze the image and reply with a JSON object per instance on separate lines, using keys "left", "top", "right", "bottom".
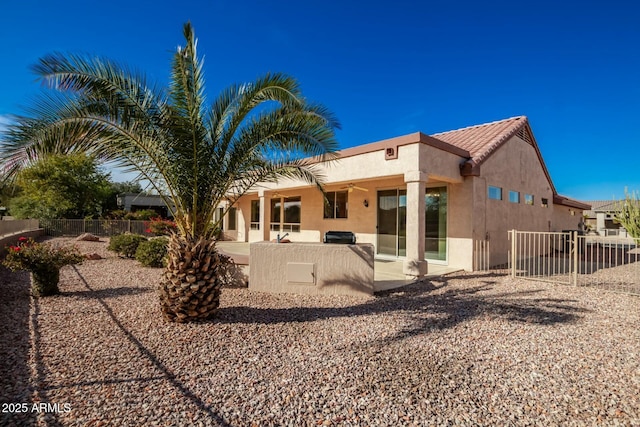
{"left": 585, "top": 200, "right": 620, "bottom": 212}
{"left": 582, "top": 199, "right": 640, "bottom": 215}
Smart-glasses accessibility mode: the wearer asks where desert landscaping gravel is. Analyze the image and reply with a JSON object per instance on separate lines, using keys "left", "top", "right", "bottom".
{"left": 1, "top": 237, "right": 639, "bottom": 426}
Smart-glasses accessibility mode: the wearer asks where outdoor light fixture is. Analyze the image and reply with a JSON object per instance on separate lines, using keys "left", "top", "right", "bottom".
{"left": 363, "top": 199, "right": 369, "bottom": 207}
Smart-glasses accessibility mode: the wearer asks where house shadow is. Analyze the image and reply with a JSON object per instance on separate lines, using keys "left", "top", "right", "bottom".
{"left": 0, "top": 268, "right": 38, "bottom": 426}
{"left": 63, "top": 286, "right": 152, "bottom": 299}
{"left": 215, "top": 273, "right": 589, "bottom": 342}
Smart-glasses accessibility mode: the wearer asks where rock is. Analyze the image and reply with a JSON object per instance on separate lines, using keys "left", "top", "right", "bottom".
{"left": 76, "top": 233, "right": 100, "bottom": 242}
{"left": 84, "top": 253, "right": 102, "bottom": 260}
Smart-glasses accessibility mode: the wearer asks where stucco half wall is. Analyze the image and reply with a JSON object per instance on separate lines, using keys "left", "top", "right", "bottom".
{"left": 249, "top": 242, "right": 375, "bottom": 296}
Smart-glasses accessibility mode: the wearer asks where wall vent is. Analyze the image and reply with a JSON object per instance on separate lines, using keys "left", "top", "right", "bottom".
{"left": 516, "top": 127, "right": 533, "bottom": 145}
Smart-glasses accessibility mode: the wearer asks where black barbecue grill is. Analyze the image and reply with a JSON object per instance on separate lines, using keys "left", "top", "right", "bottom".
{"left": 323, "top": 231, "right": 356, "bottom": 244}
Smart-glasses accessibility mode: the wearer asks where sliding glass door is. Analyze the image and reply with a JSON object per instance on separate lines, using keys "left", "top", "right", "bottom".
{"left": 377, "top": 189, "right": 406, "bottom": 257}
{"left": 425, "top": 186, "right": 447, "bottom": 261}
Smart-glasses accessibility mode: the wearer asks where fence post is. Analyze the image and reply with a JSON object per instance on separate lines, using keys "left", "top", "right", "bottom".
{"left": 572, "top": 230, "right": 578, "bottom": 286}
{"left": 128, "top": 220, "right": 131, "bottom": 233}
{"left": 510, "top": 230, "right": 516, "bottom": 278}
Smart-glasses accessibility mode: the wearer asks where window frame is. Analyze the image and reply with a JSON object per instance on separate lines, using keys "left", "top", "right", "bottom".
{"left": 323, "top": 191, "right": 349, "bottom": 219}
{"left": 270, "top": 196, "right": 301, "bottom": 232}
{"left": 227, "top": 207, "right": 237, "bottom": 231}
{"left": 250, "top": 200, "right": 260, "bottom": 230}
{"left": 488, "top": 186, "right": 503, "bottom": 201}
{"left": 508, "top": 190, "right": 520, "bottom": 204}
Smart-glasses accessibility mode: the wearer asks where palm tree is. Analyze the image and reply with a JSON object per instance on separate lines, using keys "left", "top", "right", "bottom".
{"left": 0, "top": 23, "right": 339, "bottom": 322}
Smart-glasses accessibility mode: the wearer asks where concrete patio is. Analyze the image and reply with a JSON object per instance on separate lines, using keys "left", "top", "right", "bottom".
{"left": 216, "top": 241, "right": 460, "bottom": 293}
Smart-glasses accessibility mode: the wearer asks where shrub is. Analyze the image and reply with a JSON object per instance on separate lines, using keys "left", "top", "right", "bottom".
{"left": 107, "top": 234, "right": 147, "bottom": 258}
{"left": 135, "top": 237, "right": 169, "bottom": 267}
{"left": 3, "top": 237, "right": 84, "bottom": 272}
{"left": 3, "top": 237, "right": 84, "bottom": 296}
{"left": 145, "top": 217, "right": 177, "bottom": 236}
{"left": 105, "top": 209, "right": 128, "bottom": 220}
{"left": 124, "top": 209, "right": 158, "bottom": 220}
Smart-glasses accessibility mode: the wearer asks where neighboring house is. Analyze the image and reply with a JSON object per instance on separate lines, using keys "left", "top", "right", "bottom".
{"left": 220, "top": 116, "right": 590, "bottom": 275}
{"left": 116, "top": 193, "right": 175, "bottom": 218}
{"left": 583, "top": 200, "right": 629, "bottom": 236}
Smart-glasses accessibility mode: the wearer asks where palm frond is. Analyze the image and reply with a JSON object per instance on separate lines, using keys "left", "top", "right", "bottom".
{"left": 0, "top": 22, "right": 340, "bottom": 241}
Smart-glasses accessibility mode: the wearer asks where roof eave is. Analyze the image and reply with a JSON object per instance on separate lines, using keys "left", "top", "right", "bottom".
{"left": 554, "top": 195, "right": 591, "bottom": 210}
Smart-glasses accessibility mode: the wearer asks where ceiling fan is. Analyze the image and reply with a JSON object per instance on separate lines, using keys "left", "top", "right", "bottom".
{"left": 341, "top": 183, "right": 368, "bottom": 193}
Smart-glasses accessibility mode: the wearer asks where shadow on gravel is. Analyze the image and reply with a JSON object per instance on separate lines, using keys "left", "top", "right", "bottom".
{"left": 216, "top": 272, "right": 590, "bottom": 343}
{"left": 63, "top": 286, "right": 152, "bottom": 299}
{"left": 0, "top": 267, "right": 38, "bottom": 426}
{"left": 66, "top": 266, "right": 232, "bottom": 427}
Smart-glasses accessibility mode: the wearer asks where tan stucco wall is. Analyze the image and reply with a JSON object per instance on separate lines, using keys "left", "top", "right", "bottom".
{"left": 230, "top": 133, "right": 583, "bottom": 271}
{"left": 249, "top": 242, "right": 374, "bottom": 296}
{"left": 553, "top": 205, "right": 583, "bottom": 231}
{"left": 446, "top": 179, "right": 475, "bottom": 270}
{"left": 237, "top": 176, "right": 407, "bottom": 246}
{"left": 471, "top": 135, "right": 583, "bottom": 266}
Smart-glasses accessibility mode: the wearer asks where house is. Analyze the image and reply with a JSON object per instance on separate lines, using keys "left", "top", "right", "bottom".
{"left": 583, "top": 200, "right": 631, "bottom": 236}
{"left": 221, "top": 116, "right": 590, "bottom": 276}
{"left": 116, "top": 193, "right": 175, "bottom": 218}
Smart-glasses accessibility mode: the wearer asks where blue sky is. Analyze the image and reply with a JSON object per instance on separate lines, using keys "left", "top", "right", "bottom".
{"left": 1, "top": 0, "right": 638, "bottom": 201}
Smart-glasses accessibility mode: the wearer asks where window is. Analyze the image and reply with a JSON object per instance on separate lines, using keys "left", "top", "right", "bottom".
{"left": 488, "top": 186, "right": 502, "bottom": 200}
{"left": 270, "top": 198, "right": 281, "bottom": 231}
{"left": 215, "top": 207, "right": 225, "bottom": 229}
{"left": 324, "top": 191, "right": 348, "bottom": 219}
{"left": 283, "top": 196, "right": 301, "bottom": 224}
{"left": 250, "top": 200, "right": 260, "bottom": 230}
{"left": 509, "top": 191, "right": 520, "bottom": 203}
{"left": 271, "top": 196, "right": 301, "bottom": 232}
{"left": 524, "top": 194, "right": 534, "bottom": 205}
{"left": 541, "top": 198, "right": 548, "bottom": 208}
{"left": 227, "top": 207, "right": 237, "bottom": 230}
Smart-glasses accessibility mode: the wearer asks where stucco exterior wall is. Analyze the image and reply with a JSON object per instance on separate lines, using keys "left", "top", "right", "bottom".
{"left": 249, "top": 242, "right": 374, "bottom": 296}
{"left": 447, "top": 178, "right": 475, "bottom": 270}
{"left": 472, "top": 135, "right": 581, "bottom": 266}
{"left": 553, "top": 205, "right": 583, "bottom": 231}
{"left": 229, "top": 131, "right": 585, "bottom": 272}
{"left": 418, "top": 146, "right": 465, "bottom": 184}
{"left": 238, "top": 176, "right": 406, "bottom": 246}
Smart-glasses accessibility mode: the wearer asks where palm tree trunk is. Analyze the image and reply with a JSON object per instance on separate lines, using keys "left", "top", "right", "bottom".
{"left": 159, "top": 234, "right": 232, "bottom": 322}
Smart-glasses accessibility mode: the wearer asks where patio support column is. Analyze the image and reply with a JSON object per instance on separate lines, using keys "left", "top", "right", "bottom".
{"left": 403, "top": 170, "right": 428, "bottom": 278}
{"left": 258, "top": 190, "right": 269, "bottom": 241}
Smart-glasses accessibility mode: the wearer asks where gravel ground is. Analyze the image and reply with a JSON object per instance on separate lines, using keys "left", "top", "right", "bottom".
{"left": 1, "top": 237, "right": 639, "bottom": 426}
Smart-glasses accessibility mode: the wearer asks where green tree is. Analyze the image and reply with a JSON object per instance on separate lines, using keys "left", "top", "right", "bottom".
{"left": 9, "top": 153, "right": 111, "bottom": 219}
{"left": 615, "top": 191, "right": 640, "bottom": 238}
{"left": 0, "top": 23, "right": 339, "bottom": 322}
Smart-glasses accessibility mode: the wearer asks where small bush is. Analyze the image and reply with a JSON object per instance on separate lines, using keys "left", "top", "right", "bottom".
{"left": 135, "top": 238, "right": 169, "bottom": 267}
{"left": 107, "top": 234, "right": 148, "bottom": 258}
{"left": 124, "top": 209, "right": 158, "bottom": 220}
{"left": 105, "top": 209, "right": 127, "bottom": 220}
{"left": 145, "top": 217, "right": 178, "bottom": 236}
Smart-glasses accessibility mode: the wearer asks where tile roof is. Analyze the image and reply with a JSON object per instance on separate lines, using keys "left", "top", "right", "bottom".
{"left": 582, "top": 199, "right": 638, "bottom": 214}
{"left": 431, "top": 116, "right": 528, "bottom": 166}
{"left": 584, "top": 200, "right": 620, "bottom": 212}
{"left": 431, "top": 116, "right": 590, "bottom": 210}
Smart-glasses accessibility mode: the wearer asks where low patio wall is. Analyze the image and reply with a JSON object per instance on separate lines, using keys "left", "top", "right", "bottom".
{"left": 0, "top": 219, "right": 39, "bottom": 237}
{"left": 249, "top": 242, "right": 374, "bottom": 296}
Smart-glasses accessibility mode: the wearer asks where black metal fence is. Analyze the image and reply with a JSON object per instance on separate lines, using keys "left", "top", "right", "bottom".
{"left": 40, "top": 219, "right": 153, "bottom": 237}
